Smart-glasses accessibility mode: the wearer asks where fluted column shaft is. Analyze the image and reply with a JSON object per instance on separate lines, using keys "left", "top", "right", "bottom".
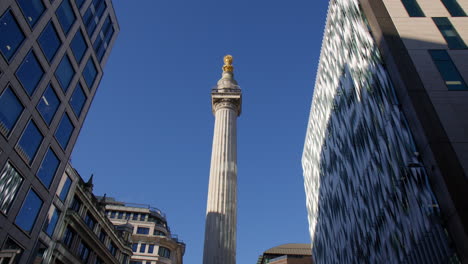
{"left": 203, "top": 101, "right": 238, "bottom": 264}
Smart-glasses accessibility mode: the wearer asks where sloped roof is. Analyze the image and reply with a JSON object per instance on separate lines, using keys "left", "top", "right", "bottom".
{"left": 264, "top": 243, "right": 312, "bottom": 256}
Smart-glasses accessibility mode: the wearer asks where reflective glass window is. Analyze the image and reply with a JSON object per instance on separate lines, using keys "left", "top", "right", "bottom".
{"left": 55, "top": 113, "right": 74, "bottom": 149}
{"left": 56, "top": 0, "right": 75, "bottom": 35}
{"left": 136, "top": 227, "right": 149, "bottom": 234}
{"left": 16, "top": 51, "right": 44, "bottom": 96}
{"left": 43, "top": 205, "right": 60, "bottom": 236}
{"left": 75, "top": 0, "right": 85, "bottom": 8}
{"left": 15, "top": 189, "right": 43, "bottom": 232}
{"left": 401, "top": 0, "right": 425, "bottom": 17}
{"left": 83, "top": 9, "right": 97, "bottom": 37}
{"left": 17, "top": 121, "right": 43, "bottom": 164}
{"left": 83, "top": 58, "right": 97, "bottom": 88}
{"left": 433, "top": 17, "right": 466, "bottom": 49}
{"left": 158, "top": 246, "right": 171, "bottom": 258}
{"left": 93, "top": 16, "right": 114, "bottom": 61}
{"left": 58, "top": 175, "right": 71, "bottom": 201}
{"left": 441, "top": 0, "right": 467, "bottom": 17}
{"left": 148, "top": 244, "right": 154, "bottom": 254}
{"left": 429, "top": 50, "right": 468, "bottom": 90}
{"left": 71, "top": 30, "right": 87, "bottom": 63}
{"left": 132, "top": 243, "right": 138, "bottom": 252}
{"left": 17, "top": 0, "right": 45, "bottom": 27}
{"left": 37, "top": 84, "right": 60, "bottom": 125}
{"left": 139, "top": 243, "right": 146, "bottom": 253}
{"left": 0, "top": 10, "right": 25, "bottom": 61}
{"left": 55, "top": 55, "right": 75, "bottom": 92}
{"left": 38, "top": 22, "right": 61, "bottom": 63}
{"left": 37, "top": 148, "right": 59, "bottom": 188}
{"left": 0, "top": 87, "right": 24, "bottom": 136}
{"left": 0, "top": 162, "right": 23, "bottom": 214}
{"left": 70, "top": 83, "right": 86, "bottom": 117}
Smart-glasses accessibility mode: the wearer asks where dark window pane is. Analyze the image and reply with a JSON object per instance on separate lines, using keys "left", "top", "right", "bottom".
{"left": 429, "top": 50, "right": 468, "bottom": 90}
{"left": 83, "top": 8, "right": 97, "bottom": 37}
{"left": 2, "top": 238, "right": 23, "bottom": 263}
{"left": 0, "top": 162, "right": 23, "bottom": 214}
{"left": 70, "top": 196, "right": 81, "bottom": 212}
{"left": 0, "top": 87, "right": 24, "bottom": 136}
{"left": 78, "top": 242, "right": 90, "bottom": 262}
{"left": 401, "top": 0, "right": 425, "bottom": 17}
{"left": 15, "top": 189, "right": 43, "bottom": 232}
{"left": 38, "top": 22, "right": 61, "bottom": 63}
{"left": 37, "top": 84, "right": 60, "bottom": 125}
{"left": 158, "top": 246, "right": 171, "bottom": 258}
{"left": 55, "top": 55, "right": 75, "bottom": 92}
{"left": 71, "top": 30, "right": 87, "bottom": 63}
{"left": 43, "top": 206, "right": 60, "bottom": 236}
{"left": 136, "top": 227, "right": 149, "bottom": 234}
{"left": 70, "top": 83, "right": 86, "bottom": 117}
{"left": 31, "top": 241, "right": 47, "bottom": 263}
{"left": 37, "top": 148, "right": 59, "bottom": 188}
{"left": 75, "top": 0, "right": 85, "bottom": 8}
{"left": 63, "top": 226, "right": 75, "bottom": 248}
{"left": 16, "top": 51, "right": 44, "bottom": 96}
{"left": 139, "top": 243, "right": 146, "bottom": 253}
{"left": 433, "top": 17, "right": 466, "bottom": 49}
{"left": 0, "top": 10, "right": 25, "bottom": 61}
{"left": 441, "top": 0, "right": 467, "bottom": 17}
{"left": 17, "top": 121, "right": 43, "bottom": 164}
{"left": 17, "top": 0, "right": 45, "bottom": 27}
{"left": 95, "top": 1, "right": 106, "bottom": 19}
{"left": 148, "top": 244, "right": 154, "bottom": 254}
{"left": 83, "top": 58, "right": 97, "bottom": 88}
{"left": 132, "top": 243, "right": 138, "bottom": 252}
{"left": 55, "top": 113, "right": 74, "bottom": 149}
{"left": 85, "top": 213, "right": 96, "bottom": 230}
{"left": 58, "top": 176, "right": 71, "bottom": 201}
{"left": 109, "top": 243, "right": 117, "bottom": 256}
{"left": 56, "top": 0, "right": 75, "bottom": 35}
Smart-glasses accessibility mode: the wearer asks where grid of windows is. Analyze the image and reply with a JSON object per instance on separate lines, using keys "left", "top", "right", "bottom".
{"left": 38, "top": 22, "right": 61, "bottom": 63}
{"left": 429, "top": 50, "right": 467, "bottom": 90}
{"left": 83, "top": 0, "right": 107, "bottom": 37}
{"left": 441, "top": 0, "right": 467, "bottom": 17}
{"left": 433, "top": 17, "right": 466, "bottom": 49}
{"left": 16, "top": 51, "right": 44, "bottom": 96}
{"left": 0, "top": 162, "right": 23, "bottom": 214}
{"left": 37, "top": 84, "right": 60, "bottom": 125}
{"left": 0, "top": 87, "right": 24, "bottom": 136}
{"left": 70, "top": 83, "right": 86, "bottom": 117}
{"left": 71, "top": 30, "right": 87, "bottom": 63}
{"left": 15, "top": 189, "right": 43, "bottom": 232}
{"left": 16, "top": 0, "right": 45, "bottom": 27}
{"left": 37, "top": 148, "right": 60, "bottom": 188}
{"left": 401, "top": 0, "right": 425, "bottom": 17}
{"left": 56, "top": 0, "right": 76, "bottom": 35}
{"left": 17, "top": 120, "right": 43, "bottom": 164}
{"left": 0, "top": 10, "right": 25, "bottom": 61}
{"left": 55, "top": 55, "right": 75, "bottom": 92}
{"left": 94, "top": 16, "right": 114, "bottom": 61}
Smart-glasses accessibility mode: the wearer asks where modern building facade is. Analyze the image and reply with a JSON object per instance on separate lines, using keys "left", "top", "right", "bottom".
{"left": 256, "top": 244, "right": 313, "bottom": 264}
{"left": 302, "top": 0, "right": 468, "bottom": 263}
{"left": 101, "top": 197, "right": 186, "bottom": 264}
{"left": 49, "top": 164, "right": 132, "bottom": 264}
{"left": 203, "top": 55, "right": 242, "bottom": 264}
{"left": 0, "top": 0, "right": 119, "bottom": 262}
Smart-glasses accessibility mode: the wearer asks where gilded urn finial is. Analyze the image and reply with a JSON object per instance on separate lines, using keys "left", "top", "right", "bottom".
{"left": 222, "top": 55, "right": 234, "bottom": 72}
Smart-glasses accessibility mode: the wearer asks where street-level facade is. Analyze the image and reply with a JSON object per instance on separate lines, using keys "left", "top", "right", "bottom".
{"left": 302, "top": 0, "right": 468, "bottom": 263}
{"left": 101, "top": 197, "right": 185, "bottom": 264}
{"left": 0, "top": 0, "right": 119, "bottom": 262}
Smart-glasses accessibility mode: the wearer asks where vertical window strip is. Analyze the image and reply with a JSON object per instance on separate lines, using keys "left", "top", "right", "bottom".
{"left": 429, "top": 50, "right": 468, "bottom": 90}
{"left": 433, "top": 17, "right": 466, "bottom": 49}
{"left": 401, "top": 0, "right": 425, "bottom": 17}
{"left": 441, "top": 0, "right": 467, "bottom": 17}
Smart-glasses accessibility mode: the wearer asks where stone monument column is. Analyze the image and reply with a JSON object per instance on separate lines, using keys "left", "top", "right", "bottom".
{"left": 203, "top": 55, "right": 242, "bottom": 264}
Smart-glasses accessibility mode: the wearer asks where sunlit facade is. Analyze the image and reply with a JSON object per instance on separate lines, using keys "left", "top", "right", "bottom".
{"left": 302, "top": 0, "right": 468, "bottom": 263}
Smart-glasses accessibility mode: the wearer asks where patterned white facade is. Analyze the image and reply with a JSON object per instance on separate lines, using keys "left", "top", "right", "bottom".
{"left": 302, "top": 0, "right": 458, "bottom": 263}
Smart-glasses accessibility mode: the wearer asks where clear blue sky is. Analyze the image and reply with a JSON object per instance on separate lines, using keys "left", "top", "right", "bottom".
{"left": 71, "top": 0, "right": 329, "bottom": 263}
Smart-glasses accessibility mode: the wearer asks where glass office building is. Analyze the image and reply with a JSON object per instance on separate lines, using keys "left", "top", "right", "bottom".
{"left": 302, "top": 0, "right": 468, "bottom": 263}
{"left": 0, "top": 0, "right": 119, "bottom": 262}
